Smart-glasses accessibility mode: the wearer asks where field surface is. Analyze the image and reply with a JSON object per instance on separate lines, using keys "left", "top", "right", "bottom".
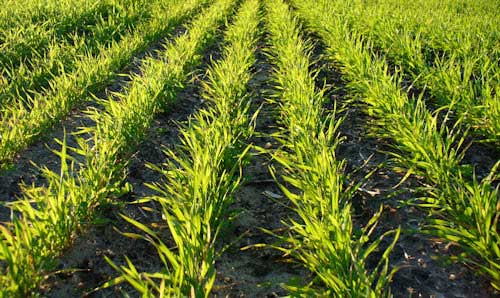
{"left": 0, "top": 0, "right": 499, "bottom": 297}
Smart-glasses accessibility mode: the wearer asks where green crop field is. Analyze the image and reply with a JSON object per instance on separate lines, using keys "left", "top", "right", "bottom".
{"left": 0, "top": 0, "right": 499, "bottom": 297}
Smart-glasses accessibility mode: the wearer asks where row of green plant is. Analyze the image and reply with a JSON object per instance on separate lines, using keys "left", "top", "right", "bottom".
{"left": 0, "top": 0, "right": 205, "bottom": 170}
{"left": 291, "top": 0, "right": 500, "bottom": 290}
{"left": 104, "top": 0, "right": 260, "bottom": 295}
{"left": 0, "top": 0, "right": 238, "bottom": 295}
{"left": 0, "top": 0, "right": 154, "bottom": 108}
{"left": 331, "top": 0, "right": 500, "bottom": 143}
{"left": 0, "top": 0, "right": 120, "bottom": 71}
{"left": 263, "top": 0, "right": 399, "bottom": 296}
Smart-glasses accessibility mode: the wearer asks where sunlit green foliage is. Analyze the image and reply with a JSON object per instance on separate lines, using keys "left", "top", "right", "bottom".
{"left": 330, "top": 0, "right": 500, "bottom": 143}
{"left": 0, "top": 0, "right": 156, "bottom": 108}
{"left": 0, "top": 0, "right": 498, "bottom": 296}
{"left": 0, "top": 0, "right": 204, "bottom": 170}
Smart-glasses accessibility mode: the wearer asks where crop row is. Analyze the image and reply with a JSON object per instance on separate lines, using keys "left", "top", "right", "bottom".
{"left": 357, "top": 0, "right": 499, "bottom": 61}
{"left": 0, "top": 0, "right": 205, "bottom": 170}
{"left": 0, "top": 0, "right": 121, "bottom": 72}
{"left": 0, "top": 0, "right": 115, "bottom": 31}
{"left": 264, "top": 0, "right": 399, "bottom": 296}
{"left": 0, "top": 0, "right": 235, "bottom": 295}
{"left": 104, "top": 0, "right": 260, "bottom": 295}
{"left": 291, "top": 0, "right": 500, "bottom": 290}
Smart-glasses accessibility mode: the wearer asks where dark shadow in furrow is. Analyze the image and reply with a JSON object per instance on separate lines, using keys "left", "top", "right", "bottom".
{"left": 305, "top": 30, "right": 495, "bottom": 298}
{"left": 211, "top": 26, "right": 308, "bottom": 298}
{"left": 38, "top": 17, "right": 230, "bottom": 298}
{"left": 0, "top": 12, "right": 201, "bottom": 223}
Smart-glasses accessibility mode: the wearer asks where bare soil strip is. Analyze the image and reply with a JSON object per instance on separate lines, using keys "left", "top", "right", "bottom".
{"left": 211, "top": 31, "right": 308, "bottom": 297}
